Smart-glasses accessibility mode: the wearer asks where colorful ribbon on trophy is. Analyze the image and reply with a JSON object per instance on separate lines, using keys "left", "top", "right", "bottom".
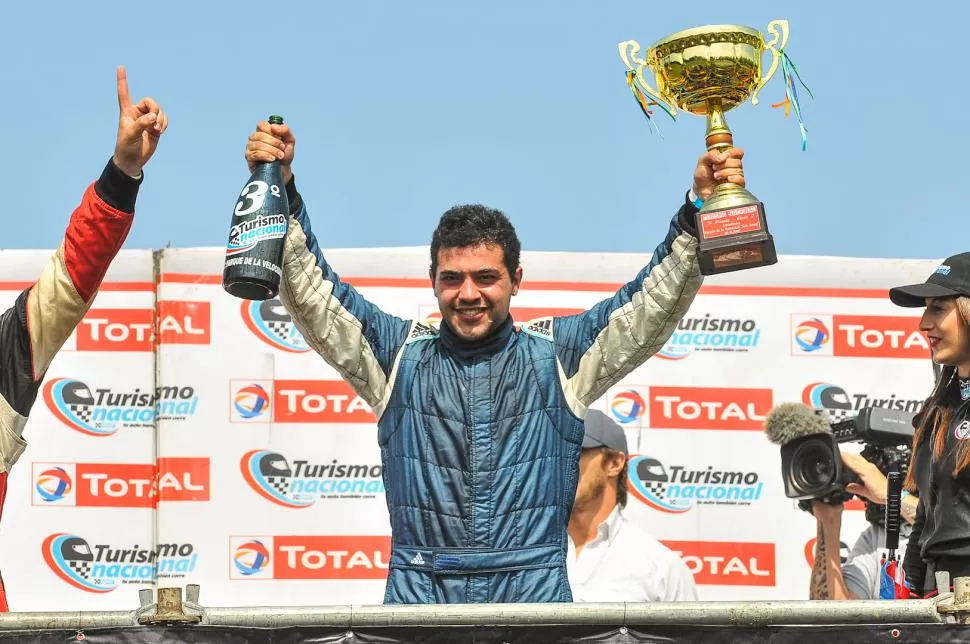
{"left": 625, "top": 69, "right": 675, "bottom": 136}
{"left": 770, "top": 50, "right": 814, "bottom": 151}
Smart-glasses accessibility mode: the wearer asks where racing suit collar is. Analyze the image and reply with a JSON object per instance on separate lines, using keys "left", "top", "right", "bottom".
{"left": 439, "top": 314, "right": 514, "bottom": 358}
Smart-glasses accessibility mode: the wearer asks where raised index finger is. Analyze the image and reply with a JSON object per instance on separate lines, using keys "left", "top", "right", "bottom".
{"left": 117, "top": 65, "right": 131, "bottom": 111}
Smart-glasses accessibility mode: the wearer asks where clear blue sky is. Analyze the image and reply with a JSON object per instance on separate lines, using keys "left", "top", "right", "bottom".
{"left": 1, "top": 2, "right": 963, "bottom": 260}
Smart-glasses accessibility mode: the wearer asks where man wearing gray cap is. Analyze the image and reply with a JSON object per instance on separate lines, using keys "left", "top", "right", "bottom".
{"left": 567, "top": 410, "right": 698, "bottom": 602}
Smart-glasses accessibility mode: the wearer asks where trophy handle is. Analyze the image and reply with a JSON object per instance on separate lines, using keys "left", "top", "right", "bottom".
{"left": 618, "top": 39, "right": 676, "bottom": 117}
{"left": 751, "top": 19, "right": 789, "bottom": 106}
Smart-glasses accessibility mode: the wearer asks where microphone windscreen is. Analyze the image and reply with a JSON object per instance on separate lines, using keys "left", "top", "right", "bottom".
{"left": 764, "top": 402, "right": 832, "bottom": 446}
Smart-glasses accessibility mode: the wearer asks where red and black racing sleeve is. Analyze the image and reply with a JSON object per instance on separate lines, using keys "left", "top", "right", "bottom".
{"left": 0, "top": 158, "right": 140, "bottom": 611}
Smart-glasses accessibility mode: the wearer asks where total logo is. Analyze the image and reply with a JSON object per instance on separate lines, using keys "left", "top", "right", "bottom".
{"left": 610, "top": 390, "right": 646, "bottom": 424}
{"left": 232, "top": 539, "right": 271, "bottom": 577}
{"left": 240, "top": 449, "right": 384, "bottom": 508}
{"left": 802, "top": 382, "right": 924, "bottom": 414}
{"left": 229, "top": 535, "right": 390, "bottom": 580}
{"left": 241, "top": 299, "right": 308, "bottom": 353}
{"left": 157, "top": 301, "right": 211, "bottom": 345}
{"left": 791, "top": 314, "right": 928, "bottom": 359}
{"left": 42, "top": 534, "right": 198, "bottom": 593}
{"left": 35, "top": 466, "right": 72, "bottom": 503}
{"left": 75, "top": 302, "right": 211, "bottom": 351}
{"left": 792, "top": 317, "right": 830, "bottom": 354}
{"left": 229, "top": 379, "right": 375, "bottom": 424}
{"left": 43, "top": 379, "right": 200, "bottom": 437}
{"left": 32, "top": 458, "right": 210, "bottom": 507}
{"left": 606, "top": 386, "right": 773, "bottom": 431}
{"left": 76, "top": 309, "right": 152, "bottom": 352}
{"left": 662, "top": 541, "right": 776, "bottom": 587}
{"left": 233, "top": 383, "right": 271, "bottom": 420}
{"left": 658, "top": 314, "right": 761, "bottom": 360}
{"left": 627, "top": 455, "right": 763, "bottom": 514}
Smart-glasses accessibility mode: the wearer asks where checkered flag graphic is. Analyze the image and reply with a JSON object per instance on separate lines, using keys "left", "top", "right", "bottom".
{"left": 642, "top": 480, "right": 667, "bottom": 500}
{"left": 813, "top": 408, "right": 854, "bottom": 424}
{"left": 70, "top": 404, "right": 93, "bottom": 424}
{"left": 265, "top": 475, "right": 290, "bottom": 496}
{"left": 68, "top": 560, "right": 92, "bottom": 579}
{"left": 266, "top": 321, "right": 291, "bottom": 343}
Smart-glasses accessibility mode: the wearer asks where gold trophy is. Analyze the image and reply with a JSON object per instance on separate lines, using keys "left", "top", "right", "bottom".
{"left": 619, "top": 21, "right": 792, "bottom": 275}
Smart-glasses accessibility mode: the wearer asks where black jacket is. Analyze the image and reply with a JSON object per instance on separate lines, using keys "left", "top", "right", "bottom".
{"left": 903, "top": 399, "right": 970, "bottom": 593}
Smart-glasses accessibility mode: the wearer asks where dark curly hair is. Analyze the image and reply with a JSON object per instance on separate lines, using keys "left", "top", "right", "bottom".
{"left": 429, "top": 204, "right": 521, "bottom": 278}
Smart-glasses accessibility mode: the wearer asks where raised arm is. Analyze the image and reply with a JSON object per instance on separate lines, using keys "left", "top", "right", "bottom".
{"left": 537, "top": 149, "right": 744, "bottom": 411}
{"left": 809, "top": 501, "right": 855, "bottom": 600}
{"left": 0, "top": 64, "right": 167, "bottom": 517}
{"left": 244, "top": 121, "right": 412, "bottom": 417}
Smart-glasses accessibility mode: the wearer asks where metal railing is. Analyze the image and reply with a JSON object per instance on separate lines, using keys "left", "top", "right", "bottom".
{"left": 3, "top": 581, "right": 970, "bottom": 631}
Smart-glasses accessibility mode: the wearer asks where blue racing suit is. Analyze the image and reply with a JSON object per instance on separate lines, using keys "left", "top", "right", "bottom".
{"left": 279, "top": 178, "right": 703, "bottom": 603}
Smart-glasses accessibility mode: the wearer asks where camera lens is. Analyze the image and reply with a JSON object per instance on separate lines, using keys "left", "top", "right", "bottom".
{"left": 790, "top": 439, "right": 837, "bottom": 495}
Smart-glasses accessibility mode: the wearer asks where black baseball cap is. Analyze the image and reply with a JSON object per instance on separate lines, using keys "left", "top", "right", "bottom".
{"left": 889, "top": 252, "right": 970, "bottom": 308}
{"left": 582, "top": 410, "right": 629, "bottom": 455}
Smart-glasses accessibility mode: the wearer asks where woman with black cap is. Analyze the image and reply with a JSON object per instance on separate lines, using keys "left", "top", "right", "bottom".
{"left": 889, "top": 252, "right": 970, "bottom": 595}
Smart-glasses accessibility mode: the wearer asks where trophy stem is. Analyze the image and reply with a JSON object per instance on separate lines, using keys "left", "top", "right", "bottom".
{"left": 705, "top": 99, "right": 734, "bottom": 152}
{"left": 700, "top": 98, "right": 757, "bottom": 213}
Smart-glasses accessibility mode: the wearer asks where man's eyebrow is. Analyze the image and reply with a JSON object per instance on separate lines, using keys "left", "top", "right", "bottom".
{"left": 439, "top": 268, "right": 502, "bottom": 277}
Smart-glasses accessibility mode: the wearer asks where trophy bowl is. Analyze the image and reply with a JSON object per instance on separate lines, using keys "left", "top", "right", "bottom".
{"left": 647, "top": 25, "right": 766, "bottom": 117}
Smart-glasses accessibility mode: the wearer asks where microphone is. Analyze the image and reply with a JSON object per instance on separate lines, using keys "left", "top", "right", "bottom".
{"left": 763, "top": 402, "right": 832, "bottom": 445}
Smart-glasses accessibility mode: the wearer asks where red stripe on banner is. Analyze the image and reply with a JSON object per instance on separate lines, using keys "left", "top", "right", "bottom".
{"left": 0, "top": 281, "right": 154, "bottom": 292}
{"left": 699, "top": 285, "right": 889, "bottom": 299}
{"left": 159, "top": 272, "right": 892, "bottom": 298}
{"left": 91, "top": 282, "right": 155, "bottom": 292}
{"left": 160, "top": 274, "right": 223, "bottom": 285}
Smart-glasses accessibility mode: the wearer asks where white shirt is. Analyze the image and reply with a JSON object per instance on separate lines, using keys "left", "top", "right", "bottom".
{"left": 567, "top": 506, "right": 699, "bottom": 602}
{"left": 842, "top": 523, "right": 910, "bottom": 600}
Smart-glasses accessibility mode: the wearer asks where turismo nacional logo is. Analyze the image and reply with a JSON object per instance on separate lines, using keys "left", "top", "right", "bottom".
{"left": 628, "top": 454, "right": 763, "bottom": 513}
{"left": 42, "top": 534, "right": 198, "bottom": 593}
{"left": 43, "top": 378, "right": 199, "bottom": 437}
{"left": 658, "top": 314, "right": 761, "bottom": 360}
{"left": 240, "top": 449, "right": 384, "bottom": 508}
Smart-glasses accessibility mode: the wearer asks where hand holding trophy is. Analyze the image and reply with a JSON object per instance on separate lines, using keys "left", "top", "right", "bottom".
{"left": 619, "top": 20, "right": 810, "bottom": 275}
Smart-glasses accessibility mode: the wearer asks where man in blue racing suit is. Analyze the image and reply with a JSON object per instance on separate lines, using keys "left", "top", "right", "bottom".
{"left": 243, "top": 120, "right": 746, "bottom": 604}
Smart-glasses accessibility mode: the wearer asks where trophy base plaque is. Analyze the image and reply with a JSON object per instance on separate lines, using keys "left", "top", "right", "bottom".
{"left": 696, "top": 183, "right": 777, "bottom": 276}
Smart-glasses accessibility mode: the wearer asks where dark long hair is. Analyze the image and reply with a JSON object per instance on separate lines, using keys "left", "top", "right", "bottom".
{"left": 904, "top": 297, "right": 970, "bottom": 491}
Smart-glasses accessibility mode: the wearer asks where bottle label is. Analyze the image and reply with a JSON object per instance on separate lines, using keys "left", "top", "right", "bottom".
{"left": 224, "top": 171, "right": 288, "bottom": 288}
{"left": 224, "top": 253, "right": 283, "bottom": 277}
{"left": 226, "top": 214, "right": 287, "bottom": 256}
{"left": 234, "top": 180, "right": 282, "bottom": 217}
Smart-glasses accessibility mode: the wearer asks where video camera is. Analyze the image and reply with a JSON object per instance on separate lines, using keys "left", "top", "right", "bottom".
{"left": 764, "top": 404, "right": 915, "bottom": 521}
